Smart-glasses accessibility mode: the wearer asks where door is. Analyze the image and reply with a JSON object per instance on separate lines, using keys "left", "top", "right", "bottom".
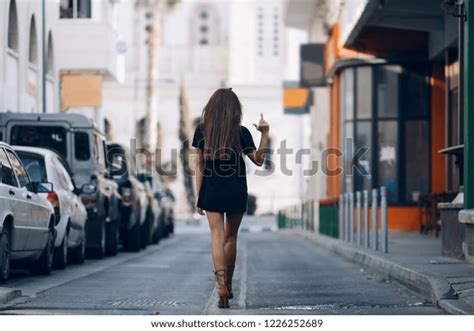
{"left": 53, "top": 155, "right": 84, "bottom": 244}
{"left": 5, "top": 149, "right": 49, "bottom": 251}
{"left": 0, "top": 148, "right": 27, "bottom": 251}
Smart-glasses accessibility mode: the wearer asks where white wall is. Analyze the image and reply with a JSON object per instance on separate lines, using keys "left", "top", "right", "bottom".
{"left": 1, "top": 0, "right": 58, "bottom": 114}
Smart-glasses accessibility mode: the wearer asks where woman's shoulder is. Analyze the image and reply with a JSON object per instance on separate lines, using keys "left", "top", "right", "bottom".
{"left": 239, "top": 125, "right": 252, "bottom": 134}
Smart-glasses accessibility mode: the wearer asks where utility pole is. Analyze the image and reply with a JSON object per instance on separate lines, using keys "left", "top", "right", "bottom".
{"left": 144, "top": 2, "right": 158, "bottom": 151}
{"left": 42, "top": 0, "right": 47, "bottom": 113}
{"left": 465, "top": 0, "right": 474, "bottom": 209}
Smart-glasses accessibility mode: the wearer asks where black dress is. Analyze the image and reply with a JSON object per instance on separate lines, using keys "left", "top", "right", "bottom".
{"left": 192, "top": 123, "right": 256, "bottom": 213}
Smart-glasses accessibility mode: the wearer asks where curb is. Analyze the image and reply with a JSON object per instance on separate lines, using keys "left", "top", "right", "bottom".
{"left": 0, "top": 288, "right": 21, "bottom": 304}
{"left": 285, "top": 230, "right": 473, "bottom": 315}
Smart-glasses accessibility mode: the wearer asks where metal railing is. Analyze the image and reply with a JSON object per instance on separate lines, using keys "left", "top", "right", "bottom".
{"left": 278, "top": 187, "right": 388, "bottom": 253}
{"left": 339, "top": 187, "right": 388, "bottom": 253}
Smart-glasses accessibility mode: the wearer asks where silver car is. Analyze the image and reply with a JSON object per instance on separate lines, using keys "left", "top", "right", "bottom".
{"left": 0, "top": 142, "right": 55, "bottom": 283}
{"left": 15, "top": 146, "right": 88, "bottom": 269}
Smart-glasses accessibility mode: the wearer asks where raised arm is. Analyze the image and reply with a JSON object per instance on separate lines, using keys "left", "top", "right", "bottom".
{"left": 247, "top": 113, "right": 270, "bottom": 167}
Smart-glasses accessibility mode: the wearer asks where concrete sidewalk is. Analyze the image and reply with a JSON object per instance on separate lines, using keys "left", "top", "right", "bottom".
{"left": 286, "top": 229, "right": 474, "bottom": 315}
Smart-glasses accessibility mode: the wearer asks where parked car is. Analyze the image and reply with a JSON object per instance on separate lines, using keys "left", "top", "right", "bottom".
{"left": 137, "top": 173, "right": 163, "bottom": 245}
{"left": 161, "top": 188, "right": 175, "bottom": 236}
{"left": 0, "top": 113, "right": 121, "bottom": 258}
{"left": 106, "top": 143, "right": 148, "bottom": 251}
{"left": 0, "top": 142, "right": 55, "bottom": 283}
{"left": 139, "top": 172, "right": 175, "bottom": 238}
{"left": 14, "top": 146, "right": 88, "bottom": 268}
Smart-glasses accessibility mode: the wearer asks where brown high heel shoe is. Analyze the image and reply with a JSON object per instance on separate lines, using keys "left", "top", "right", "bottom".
{"left": 227, "top": 265, "right": 235, "bottom": 299}
{"left": 214, "top": 270, "right": 230, "bottom": 308}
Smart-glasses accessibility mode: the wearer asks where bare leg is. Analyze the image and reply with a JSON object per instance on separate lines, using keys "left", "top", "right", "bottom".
{"left": 206, "top": 211, "right": 226, "bottom": 272}
{"left": 224, "top": 213, "right": 244, "bottom": 267}
{"left": 224, "top": 213, "right": 244, "bottom": 299}
{"left": 206, "top": 211, "right": 229, "bottom": 308}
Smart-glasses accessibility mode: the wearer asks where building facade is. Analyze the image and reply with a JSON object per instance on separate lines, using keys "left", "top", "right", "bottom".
{"left": 124, "top": 0, "right": 311, "bottom": 216}
{"left": 0, "top": 0, "right": 59, "bottom": 115}
{"left": 284, "top": 0, "right": 471, "bottom": 233}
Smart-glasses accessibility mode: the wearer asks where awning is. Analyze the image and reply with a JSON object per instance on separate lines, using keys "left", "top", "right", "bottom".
{"left": 284, "top": 88, "right": 312, "bottom": 114}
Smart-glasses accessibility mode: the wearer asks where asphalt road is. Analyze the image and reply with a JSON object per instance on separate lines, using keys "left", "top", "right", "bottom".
{"left": 0, "top": 218, "right": 444, "bottom": 315}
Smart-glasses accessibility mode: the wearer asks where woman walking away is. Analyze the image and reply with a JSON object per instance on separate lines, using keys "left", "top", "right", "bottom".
{"left": 192, "top": 88, "right": 269, "bottom": 309}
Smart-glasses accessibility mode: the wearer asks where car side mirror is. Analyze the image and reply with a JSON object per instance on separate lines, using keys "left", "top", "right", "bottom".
{"left": 80, "top": 184, "right": 97, "bottom": 194}
{"left": 32, "top": 182, "right": 54, "bottom": 194}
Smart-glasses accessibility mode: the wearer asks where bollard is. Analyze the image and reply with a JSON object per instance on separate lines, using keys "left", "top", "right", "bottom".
{"left": 356, "top": 191, "right": 361, "bottom": 246}
{"left": 349, "top": 192, "right": 354, "bottom": 243}
{"left": 339, "top": 194, "right": 344, "bottom": 240}
{"left": 344, "top": 193, "right": 350, "bottom": 242}
{"left": 372, "top": 188, "right": 378, "bottom": 251}
{"left": 364, "top": 190, "right": 369, "bottom": 248}
{"left": 381, "top": 187, "right": 388, "bottom": 253}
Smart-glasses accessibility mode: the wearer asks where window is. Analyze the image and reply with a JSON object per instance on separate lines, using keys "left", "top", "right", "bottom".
{"left": 340, "top": 64, "right": 430, "bottom": 204}
{"left": 356, "top": 67, "right": 372, "bottom": 119}
{"left": 53, "top": 156, "right": 75, "bottom": 191}
{"left": 28, "top": 16, "right": 38, "bottom": 65}
{"left": 273, "top": 6, "right": 280, "bottom": 57}
{"left": 377, "top": 121, "right": 398, "bottom": 201}
{"left": 7, "top": 0, "right": 18, "bottom": 51}
{"left": 0, "top": 148, "right": 18, "bottom": 187}
{"left": 404, "top": 121, "right": 430, "bottom": 201}
{"left": 11, "top": 126, "right": 68, "bottom": 159}
{"left": 376, "top": 66, "right": 400, "bottom": 118}
{"left": 16, "top": 151, "right": 47, "bottom": 183}
{"left": 74, "top": 131, "right": 91, "bottom": 161}
{"left": 47, "top": 32, "right": 54, "bottom": 75}
{"left": 195, "top": 7, "right": 215, "bottom": 46}
{"left": 6, "top": 149, "right": 31, "bottom": 189}
{"left": 60, "top": 0, "right": 91, "bottom": 19}
{"left": 257, "top": 7, "right": 263, "bottom": 57}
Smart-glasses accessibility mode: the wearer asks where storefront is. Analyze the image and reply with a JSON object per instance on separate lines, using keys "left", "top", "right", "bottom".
{"left": 322, "top": 18, "right": 449, "bottom": 231}
{"left": 338, "top": 63, "right": 431, "bottom": 204}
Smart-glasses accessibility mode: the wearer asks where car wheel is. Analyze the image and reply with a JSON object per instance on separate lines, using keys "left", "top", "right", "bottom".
{"left": 69, "top": 229, "right": 86, "bottom": 264}
{"left": 151, "top": 225, "right": 160, "bottom": 245}
{"left": 31, "top": 228, "right": 54, "bottom": 275}
{"left": 54, "top": 230, "right": 68, "bottom": 270}
{"left": 106, "top": 220, "right": 119, "bottom": 256}
{"left": 140, "top": 214, "right": 150, "bottom": 249}
{"left": 124, "top": 218, "right": 141, "bottom": 252}
{"left": 0, "top": 225, "right": 11, "bottom": 284}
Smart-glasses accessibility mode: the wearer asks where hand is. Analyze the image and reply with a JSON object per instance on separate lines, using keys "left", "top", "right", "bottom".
{"left": 196, "top": 207, "right": 205, "bottom": 215}
{"left": 253, "top": 113, "right": 270, "bottom": 134}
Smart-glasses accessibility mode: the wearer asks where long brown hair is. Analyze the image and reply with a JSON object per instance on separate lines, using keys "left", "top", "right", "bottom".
{"left": 201, "top": 88, "right": 242, "bottom": 159}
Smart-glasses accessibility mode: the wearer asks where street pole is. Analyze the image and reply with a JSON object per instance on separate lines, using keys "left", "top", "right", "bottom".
{"left": 42, "top": 0, "right": 47, "bottom": 113}
{"left": 465, "top": 0, "right": 474, "bottom": 209}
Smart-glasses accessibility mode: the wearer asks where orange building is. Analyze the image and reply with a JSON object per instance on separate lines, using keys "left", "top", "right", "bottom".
{"left": 318, "top": 3, "right": 462, "bottom": 232}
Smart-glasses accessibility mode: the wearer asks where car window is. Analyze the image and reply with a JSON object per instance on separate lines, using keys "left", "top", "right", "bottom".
{"left": 74, "top": 131, "right": 91, "bottom": 161}
{"left": 6, "top": 149, "right": 31, "bottom": 189}
{"left": 53, "top": 156, "right": 75, "bottom": 191}
{"left": 10, "top": 125, "right": 68, "bottom": 159}
{"left": 0, "top": 148, "right": 18, "bottom": 187}
{"left": 16, "top": 151, "right": 48, "bottom": 183}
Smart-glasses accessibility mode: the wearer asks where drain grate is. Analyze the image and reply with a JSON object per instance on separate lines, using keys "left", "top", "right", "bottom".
{"left": 108, "top": 298, "right": 184, "bottom": 308}
{"left": 261, "top": 302, "right": 434, "bottom": 311}
{"left": 429, "top": 259, "right": 462, "bottom": 265}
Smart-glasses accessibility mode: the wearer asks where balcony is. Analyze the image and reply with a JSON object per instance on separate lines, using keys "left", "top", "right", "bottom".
{"left": 55, "top": 20, "right": 123, "bottom": 81}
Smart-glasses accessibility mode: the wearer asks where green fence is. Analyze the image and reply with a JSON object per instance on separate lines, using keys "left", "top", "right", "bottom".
{"left": 319, "top": 200, "right": 339, "bottom": 238}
